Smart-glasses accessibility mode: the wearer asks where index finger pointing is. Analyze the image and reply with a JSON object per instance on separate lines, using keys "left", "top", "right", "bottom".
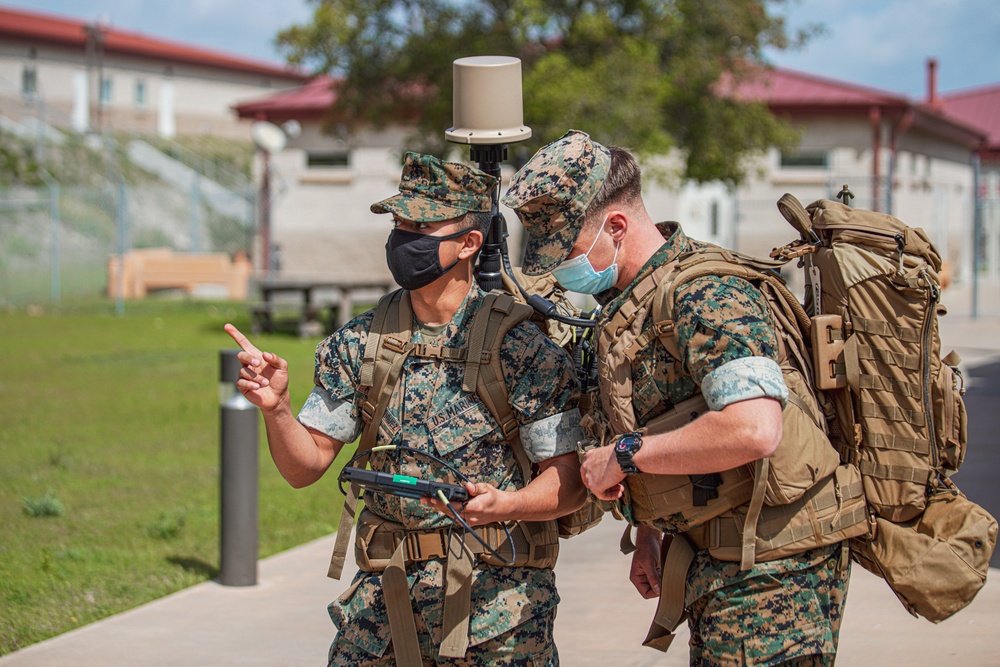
{"left": 224, "top": 323, "right": 260, "bottom": 356}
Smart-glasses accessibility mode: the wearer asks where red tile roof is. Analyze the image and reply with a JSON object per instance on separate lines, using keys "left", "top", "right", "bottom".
{"left": 727, "top": 66, "right": 910, "bottom": 112}
{"left": 233, "top": 76, "right": 339, "bottom": 121}
{"left": 0, "top": 5, "right": 306, "bottom": 81}
{"left": 725, "top": 65, "right": 984, "bottom": 148}
{"left": 940, "top": 84, "right": 1000, "bottom": 153}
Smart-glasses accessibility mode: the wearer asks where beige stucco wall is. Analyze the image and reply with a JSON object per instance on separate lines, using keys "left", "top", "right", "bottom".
{"left": 255, "top": 113, "right": 978, "bottom": 289}
{"left": 0, "top": 39, "right": 301, "bottom": 138}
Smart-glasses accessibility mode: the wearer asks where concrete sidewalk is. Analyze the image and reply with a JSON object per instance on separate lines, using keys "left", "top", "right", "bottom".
{"left": 3, "top": 290, "right": 999, "bottom": 666}
{"left": 2, "top": 517, "right": 998, "bottom": 667}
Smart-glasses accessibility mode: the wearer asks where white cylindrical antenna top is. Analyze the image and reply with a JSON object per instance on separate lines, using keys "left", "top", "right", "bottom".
{"left": 445, "top": 55, "right": 532, "bottom": 145}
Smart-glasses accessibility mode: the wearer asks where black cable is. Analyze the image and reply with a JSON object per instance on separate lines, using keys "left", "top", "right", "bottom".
{"left": 339, "top": 444, "right": 516, "bottom": 565}
{"left": 499, "top": 241, "right": 599, "bottom": 329}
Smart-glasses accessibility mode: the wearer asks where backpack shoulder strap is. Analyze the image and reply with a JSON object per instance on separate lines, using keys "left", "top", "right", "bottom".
{"left": 329, "top": 288, "right": 413, "bottom": 581}
{"left": 358, "top": 288, "right": 414, "bottom": 453}
{"left": 465, "top": 290, "right": 535, "bottom": 481}
{"left": 651, "top": 247, "right": 811, "bottom": 360}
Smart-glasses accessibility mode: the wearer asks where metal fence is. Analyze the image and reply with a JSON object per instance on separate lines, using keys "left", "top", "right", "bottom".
{"left": 0, "top": 176, "right": 256, "bottom": 307}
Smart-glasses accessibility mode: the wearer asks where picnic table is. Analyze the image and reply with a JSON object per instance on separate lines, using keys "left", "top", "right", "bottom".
{"left": 250, "top": 278, "right": 394, "bottom": 337}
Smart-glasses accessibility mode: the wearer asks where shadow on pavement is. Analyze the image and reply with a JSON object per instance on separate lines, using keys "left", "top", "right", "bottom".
{"left": 951, "top": 360, "right": 1000, "bottom": 568}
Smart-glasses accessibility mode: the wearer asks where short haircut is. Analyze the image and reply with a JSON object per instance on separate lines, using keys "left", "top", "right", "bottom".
{"left": 462, "top": 210, "right": 493, "bottom": 237}
{"left": 583, "top": 146, "right": 642, "bottom": 231}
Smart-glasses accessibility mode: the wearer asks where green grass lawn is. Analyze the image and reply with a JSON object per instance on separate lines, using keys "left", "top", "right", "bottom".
{"left": 0, "top": 298, "right": 354, "bottom": 655}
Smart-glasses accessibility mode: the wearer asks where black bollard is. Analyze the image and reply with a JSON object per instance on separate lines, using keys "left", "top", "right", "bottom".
{"left": 219, "top": 349, "right": 259, "bottom": 586}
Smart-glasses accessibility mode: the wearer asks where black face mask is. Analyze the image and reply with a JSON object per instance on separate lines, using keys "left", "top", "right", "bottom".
{"left": 385, "top": 227, "right": 471, "bottom": 290}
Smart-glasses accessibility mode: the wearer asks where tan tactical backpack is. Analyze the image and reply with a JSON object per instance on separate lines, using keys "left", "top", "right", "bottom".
{"left": 591, "top": 244, "right": 869, "bottom": 651}
{"left": 771, "top": 194, "right": 997, "bottom": 622}
{"left": 592, "top": 244, "right": 869, "bottom": 561}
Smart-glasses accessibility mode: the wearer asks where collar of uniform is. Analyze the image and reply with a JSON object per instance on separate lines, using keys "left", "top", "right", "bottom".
{"left": 599, "top": 221, "right": 690, "bottom": 315}
{"left": 410, "top": 281, "right": 485, "bottom": 345}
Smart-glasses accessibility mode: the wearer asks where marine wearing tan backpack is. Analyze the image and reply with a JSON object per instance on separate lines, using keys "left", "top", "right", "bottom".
{"left": 603, "top": 191, "right": 999, "bottom": 635}
{"left": 770, "top": 192, "right": 998, "bottom": 622}
{"left": 585, "top": 234, "right": 870, "bottom": 649}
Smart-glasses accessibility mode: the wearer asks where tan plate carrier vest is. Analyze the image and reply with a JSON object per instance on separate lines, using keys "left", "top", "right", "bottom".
{"left": 326, "top": 289, "right": 564, "bottom": 667}
{"left": 591, "top": 247, "right": 868, "bottom": 651}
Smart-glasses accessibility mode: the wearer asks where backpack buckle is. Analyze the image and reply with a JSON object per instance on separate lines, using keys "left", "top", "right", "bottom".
{"left": 500, "top": 416, "right": 519, "bottom": 442}
{"left": 655, "top": 321, "right": 675, "bottom": 337}
{"left": 384, "top": 336, "right": 407, "bottom": 353}
{"left": 404, "top": 529, "right": 449, "bottom": 561}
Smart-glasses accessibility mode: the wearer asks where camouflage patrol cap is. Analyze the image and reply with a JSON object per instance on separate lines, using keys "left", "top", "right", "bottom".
{"left": 371, "top": 152, "right": 498, "bottom": 222}
{"left": 501, "top": 130, "right": 611, "bottom": 276}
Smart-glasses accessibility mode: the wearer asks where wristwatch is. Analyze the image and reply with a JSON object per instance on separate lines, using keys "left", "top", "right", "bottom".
{"left": 614, "top": 432, "right": 644, "bottom": 475}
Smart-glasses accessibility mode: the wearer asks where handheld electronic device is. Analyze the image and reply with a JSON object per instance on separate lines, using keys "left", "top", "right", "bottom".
{"left": 339, "top": 467, "right": 470, "bottom": 502}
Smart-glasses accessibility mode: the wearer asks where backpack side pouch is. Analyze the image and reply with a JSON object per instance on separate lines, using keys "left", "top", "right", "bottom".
{"left": 851, "top": 489, "right": 998, "bottom": 622}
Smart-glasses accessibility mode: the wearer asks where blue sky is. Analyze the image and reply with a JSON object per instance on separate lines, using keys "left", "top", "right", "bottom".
{"left": 4, "top": 0, "right": 999, "bottom": 98}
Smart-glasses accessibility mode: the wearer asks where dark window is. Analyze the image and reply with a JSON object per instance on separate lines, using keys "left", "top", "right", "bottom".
{"left": 780, "top": 151, "right": 828, "bottom": 168}
{"left": 710, "top": 200, "right": 719, "bottom": 236}
{"left": 307, "top": 151, "right": 350, "bottom": 168}
{"left": 21, "top": 67, "right": 37, "bottom": 96}
{"left": 100, "top": 76, "right": 112, "bottom": 103}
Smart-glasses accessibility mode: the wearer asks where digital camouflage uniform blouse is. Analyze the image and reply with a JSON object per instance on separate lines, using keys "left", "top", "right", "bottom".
{"left": 298, "top": 284, "right": 583, "bottom": 660}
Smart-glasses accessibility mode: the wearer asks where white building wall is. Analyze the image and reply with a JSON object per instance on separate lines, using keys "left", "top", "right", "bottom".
{"left": 729, "top": 116, "right": 976, "bottom": 288}
{"left": 258, "top": 124, "right": 534, "bottom": 283}
{"left": 0, "top": 40, "right": 302, "bottom": 138}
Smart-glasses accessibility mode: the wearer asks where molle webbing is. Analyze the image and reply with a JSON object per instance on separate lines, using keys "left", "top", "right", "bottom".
{"left": 354, "top": 508, "right": 558, "bottom": 571}
{"left": 686, "top": 464, "right": 868, "bottom": 560}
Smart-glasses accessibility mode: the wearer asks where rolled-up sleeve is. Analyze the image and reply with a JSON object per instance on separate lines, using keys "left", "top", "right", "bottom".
{"left": 701, "top": 356, "right": 788, "bottom": 411}
{"left": 297, "top": 386, "right": 362, "bottom": 443}
{"left": 519, "top": 408, "right": 584, "bottom": 463}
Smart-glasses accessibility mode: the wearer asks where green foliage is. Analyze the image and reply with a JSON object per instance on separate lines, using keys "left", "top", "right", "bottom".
{"left": 0, "top": 132, "right": 43, "bottom": 186}
{"left": 21, "top": 490, "right": 65, "bottom": 518}
{"left": 277, "top": 0, "right": 819, "bottom": 184}
{"left": 143, "top": 135, "right": 255, "bottom": 187}
{"left": 0, "top": 299, "right": 355, "bottom": 655}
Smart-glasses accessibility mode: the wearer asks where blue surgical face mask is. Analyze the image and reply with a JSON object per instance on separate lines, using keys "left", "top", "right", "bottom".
{"left": 551, "top": 216, "right": 619, "bottom": 294}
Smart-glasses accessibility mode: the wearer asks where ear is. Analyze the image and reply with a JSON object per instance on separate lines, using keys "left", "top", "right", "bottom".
{"left": 458, "top": 229, "right": 484, "bottom": 260}
{"left": 605, "top": 211, "right": 628, "bottom": 243}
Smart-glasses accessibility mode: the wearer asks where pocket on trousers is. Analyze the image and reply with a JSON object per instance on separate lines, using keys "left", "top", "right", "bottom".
{"left": 740, "top": 622, "right": 830, "bottom": 667}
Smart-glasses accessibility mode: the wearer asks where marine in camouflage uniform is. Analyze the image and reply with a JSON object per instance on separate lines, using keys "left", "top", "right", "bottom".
{"left": 502, "top": 131, "right": 849, "bottom": 667}
{"left": 225, "top": 153, "right": 585, "bottom": 667}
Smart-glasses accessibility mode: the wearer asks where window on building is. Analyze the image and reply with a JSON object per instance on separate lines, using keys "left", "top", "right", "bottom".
{"left": 779, "top": 150, "right": 829, "bottom": 168}
{"left": 135, "top": 80, "right": 147, "bottom": 108}
{"left": 307, "top": 151, "right": 350, "bottom": 168}
{"left": 21, "top": 67, "right": 37, "bottom": 97}
{"left": 710, "top": 200, "right": 719, "bottom": 236}
{"left": 100, "top": 76, "right": 112, "bottom": 104}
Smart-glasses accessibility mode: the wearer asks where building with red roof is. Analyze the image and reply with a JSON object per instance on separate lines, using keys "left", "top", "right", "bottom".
{"left": 717, "top": 60, "right": 987, "bottom": 288}
{"left": 940, "top": 83, "right": 1000, "bottom": 285}
{"left": 228, "top": 57, "right": 996, "bottom": 289}
{"left": 941, "top": 84, "right": 1000, "bottom": 162}
{"left": 0, "top": 4, "right": 307, "bottom": 138}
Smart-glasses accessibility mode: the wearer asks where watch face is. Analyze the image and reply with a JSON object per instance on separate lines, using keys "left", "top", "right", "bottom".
{"left": 616, "top": 434, "right": 640, "bottom": 452}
